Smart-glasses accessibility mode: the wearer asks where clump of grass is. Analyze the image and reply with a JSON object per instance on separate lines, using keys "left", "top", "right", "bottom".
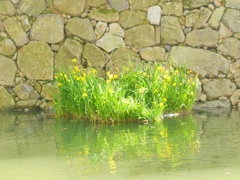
{"left": 53, "top": 59, "right": 198, "bottom": 123}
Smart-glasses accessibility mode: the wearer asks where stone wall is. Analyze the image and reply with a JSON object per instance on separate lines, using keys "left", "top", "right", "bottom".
{"left": 0, "top": 0, "right": 240, "bottom": 111}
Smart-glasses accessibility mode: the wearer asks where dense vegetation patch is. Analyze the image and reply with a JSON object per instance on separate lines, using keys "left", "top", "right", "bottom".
{"left": 53, "top": 59, "right": 198, "bottom": 123}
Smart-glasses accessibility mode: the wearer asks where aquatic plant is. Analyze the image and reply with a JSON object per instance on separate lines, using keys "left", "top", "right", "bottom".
{"left": 53, "top": 59, "right": 198, "bottom": 122}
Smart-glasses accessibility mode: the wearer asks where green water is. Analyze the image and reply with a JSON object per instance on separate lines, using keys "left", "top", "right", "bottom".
{"left": 0, "top": 108, "right": 240, "bottom": 180}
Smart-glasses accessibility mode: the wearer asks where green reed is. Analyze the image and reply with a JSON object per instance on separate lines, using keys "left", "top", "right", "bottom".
{"left": 53, "top": 59, "right": 198, "bottom": 122}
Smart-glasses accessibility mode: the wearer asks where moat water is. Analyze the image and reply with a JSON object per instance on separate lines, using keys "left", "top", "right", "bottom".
{"left": 1, "top": 108, "right": 240, "bottom": 180}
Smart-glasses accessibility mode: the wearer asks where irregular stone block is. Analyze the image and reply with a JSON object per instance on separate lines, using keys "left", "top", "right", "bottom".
{"left": 209, "top": 6, "right": 225, "bottom": 30}
{"left": 3, "top": 17, "right": 29, "bottom": 47}
{"left": 139, "top": 47, "right": 166, "bottom": 61}
{"left": 53, "top": 0, "right": 85, "bottom": 16}
{"left": 55, "top": 38, "right": 83, "bottom": 71}
{"left": 31, "top": 14, "right": 64, "bottom": 44}
{"left": 16, "top": 100, "right": 36, "bottom": 109}
{"left": 0, "top": 0, "right": 15, "bottom": 16}
{"left": 41, "top": 83, "right": 56, "bottom": 101}
{"left": 20, "top": 15, "right": 31, "bottom": 32}
{"left": 108, "top": 0, "right": 129, "bottom": 12}
{"left": 87, "top": 0, "right": 106, "bottom": 7}
{"left": 109, "top": 23, "right": 125, "bottom": 37}
{"left": 162, "top": 2, "right": 183, "bottom": 16}
{"left": 184, "top": 0, "right": 214, "bottom": 9}
{"left": 0, "top": 38, "right": 16, "bottom": 57}
{"left": 196, "top": 99, "right": 231, "bottom": 108}
{"left": 95, "top": 21, "right": 107, "bottom": 39}
{"left": 147, "top": 6, "right": 161, "bottom": 25}
{"left": 203, "top": 79, "right": 236, "bottom": 100}
{"left": 66, "top": 18, "right": 96, "bottom": 42}
{"left": 108, "top": 47, "right": 141, "bottom": 74}
{"left": 218, "top": 23, "right": 233, "bottom": 39}
{"left": 221, "top": 9, "right": 240, "bottom": 33}
{"left": 89, "top": 8, "right": 119, "bottom": 23}
{"left": 14, "top": 83, "right": 40, "bottom": 100}
{"left": 186, "top": 28, "right": 218, "bottom": 47}
{"left": 129, "top": 0, "right": 158, "bottom": 10}
{"left": 185, "top": 7, "right": 212, "bottom": 29}
{"left": 0, "top": 55, "right": 17, "bottom": 86}
{"left": 0, "top": 86, "right": 15, "bottom": 110}
{"left": 119, "top": 10, "right": 147, "bottom": 29}
{"left": 125, "top": 24, "right": 155, "bottom": 48}
{"left": 234, "top": 69, "right": 240, "bottom": 88}
{"left": 83, "top": 44, "right": 105, "bottom": 67}
{"left": 226, "top": 0, "right": 240, "bottom": 9}
{"left": 230, "top": 90, "right": 240, "bottom": 106}
{"left": 169, "top": 46, "right": 229, "bottom": 77}
{"left": 19, "top": 0, "right": 47, "bottom": 17}
{"left": 96, "top": 33, "right": 125, "bottom": 53}
{"left": 217, "top": 38, "right": 240, "bottom": 59}
{"left": 161, "top": 16, "right": 185, "bottom": 45}
{"left": 17, "top": 41, "right": 53, "bottom": 80}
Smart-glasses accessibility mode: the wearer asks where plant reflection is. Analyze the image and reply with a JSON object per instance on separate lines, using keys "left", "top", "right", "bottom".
{"left": 54, "top": 115, "right": 199, "bottom": 173}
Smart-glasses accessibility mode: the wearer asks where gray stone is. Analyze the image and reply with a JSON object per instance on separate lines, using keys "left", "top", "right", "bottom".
{"left": 147, "top": 6, "right": 161, "bottom": 25}
{"left": 41, "top": 83, "right": 55, "bottom": 100}
{"left": 66, "top": 18, "right": 96, "bottom": 43}
{"left": 162, "top": 2, "right": 183, "bottom": 16}
{"left": 108, "top": 0, "right": 129, "bottom": 12}
{"left": 209, "top": 6, "right": 225, "bottom": 30}
{"left": 169, "top": 46, "right": 229, "bottom": 77}
{"left": 19, "top": 0, "right": 47, "bottom": 17}
{"left": 3, "top": 17, "right": 29, "bottom": 47}
{"left": 125, "top": 24, "right": 155, "bottom": 49}
{"left": 184, "top": 0, "right": 215, "bottom": 9}
{"left": 31, "top": 14, "right": 64, "bottom": 44}
{"left": 184, "top": 27, "right": 192, "bottom": 35}
{"left": 0, "top": 38, "right": 16, "bottom": 57}
{"left": 87, "top": 0, "right": 106, "bottom": 7}
{"left": 0, "top": 55, "right": 17, "bottom": 86}
{"left": 139, "top": 47, "right": 166, "bottom": 61}
{"left": 234, "top": 69, "right": 240, "bottom": 88}
{"left": 55, "top": 38, "right": 83, "bottom": 71}
{"left": 155, "top": 26, "right": 161, "bottom": 45}
{"left": 20, "top": 15, "right": 31, "bottom": 32}
{"left": 109, "top": 23, "right": 125, "bottom": 37}
{"left": 53, "top": 0, "right": 85, "bottom": 16}
{"left": 17, "top": 41, "right": 53, "bottom": 80}
{"left": 16, "top": 100, "right": 36, "bottom": 109}
{"left": 14, "top": 83, "right": 40, "bottom": 100}
{"left": 108, "top": 47, "right": 141, "bottom": 75}
{"left": 83, "top": 44, "right": 106, "bottom": 67}
{"left": 96, "top": 33, "right": 125, "bottom": 53}
{"left": 0, "top": 86, "right": 15, "bottom": 110}
{"left": 161, "top": 16, "right": 185, "bottom": 45}
{"left": 217, "top": 38, "right": 240, "bottom": 59}
{"left": 95, "top": 21, "right": 107, "bottom": 39}
{"left": 203, "top": 79, "right": 236, "bottom": 100}
{"left": 196, "top": 99, "right": 231, "bottom": 108}
{"left": 230, "top": 90, "right": 240, "bottom": 106}
{"left": 129, "top": 0, "right": 158, "bottom": 10}
{"left": 234, "top": 33, "right": 240, "bottom": 39}
{"left": 186, "top": 28, "right": 218, "bottom": 47}
{"left": 185, "top": 7, "right": 212, "bottom": 29}
{"left": 0, "top": 0, "right": 15, "bottom": 16}
{"left": 226, "top": 0, "right": 240, "bottom": 9}
{"left": 214, "top": 0, "right": 221, "bottom": 7}
{"left": 218, "top": 23, "right": 233, "bottom": 39}
{"left": 89, "top": 8, "right": 119, "bottom": 23}
{"left": 119, "top": 10, "right": 147, "bottom": 29}
{"left": 222, "top": 9, "right": 240, "bottom": 33}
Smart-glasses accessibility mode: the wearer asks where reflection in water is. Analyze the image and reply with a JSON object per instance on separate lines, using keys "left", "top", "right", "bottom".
{"left": 0, "top": 109, "right": 240, "bottom": 179}
{"left": 54, "top": 115, "right": 199, "bottom": 174}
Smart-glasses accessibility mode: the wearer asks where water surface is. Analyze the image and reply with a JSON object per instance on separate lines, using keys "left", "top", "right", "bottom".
{"left": 0, "top": 108, "right": 240, "bottom": 179}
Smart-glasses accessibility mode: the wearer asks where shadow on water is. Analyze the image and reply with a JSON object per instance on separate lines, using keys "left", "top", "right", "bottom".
{"left": 0, "top": 108, "right": 240, "bottom": 179}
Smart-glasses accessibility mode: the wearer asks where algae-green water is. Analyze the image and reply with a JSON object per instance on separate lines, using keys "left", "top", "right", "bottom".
{"left": 0, "top": 108, "right": 240, "bottom": 179}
